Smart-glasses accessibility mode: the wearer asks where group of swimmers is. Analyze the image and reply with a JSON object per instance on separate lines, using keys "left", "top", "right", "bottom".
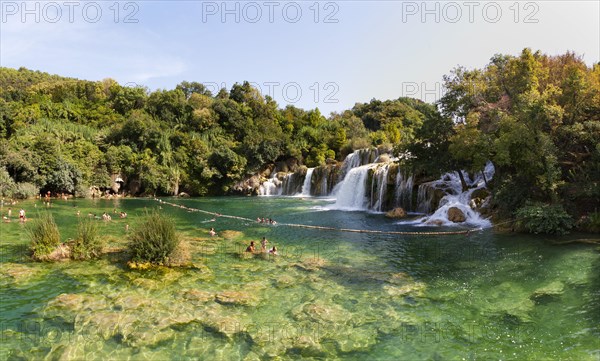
{"left": 257, "top": 218, "right": 277, "bottom": 225}
{"left": 245, "top": 237, "right": 278, "bottom": 255}
{"left": 2, "top": 208, "right": 26, "bottom": 223}
{"left": 83, "top": 209, "right": 127, "bottom": 221}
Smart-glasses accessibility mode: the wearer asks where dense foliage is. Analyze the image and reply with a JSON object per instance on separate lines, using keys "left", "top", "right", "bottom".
{"left": 515, "top": 204, "right": 574, "bottom": 235}
{"left": 28, "top": 212, "right": 61, "bottom": 260}
{"left": 0, "top": 67, "right": 436, "bottom": 197}
{"left": 1, "top": 49, "right": 599, "bottom": 232}
{"left": 439, "top": 49, "right": 600, "bottom": 219}
{"left": 128, "top": 211, "right": 180, "bottom": 264}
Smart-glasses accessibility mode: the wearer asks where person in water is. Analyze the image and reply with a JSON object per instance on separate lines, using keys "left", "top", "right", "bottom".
{"left": 209, "top": 227, "right": 216, "bottom": 237}
{"left": 269, "top": 246, "right": 278, "bottom": 255}
{"left": 260, "top": 237, "right": 268, "bottom": 252}
{"left": 245, "top": 241, "right": 255, "bottom": 253}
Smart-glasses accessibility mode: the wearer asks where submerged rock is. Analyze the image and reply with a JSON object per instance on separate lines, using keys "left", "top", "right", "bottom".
{"left": 286, "top": 335, "right": 328, "bottom": 358}
{"left": 482, "top": 282, "right": 534, "bottom": 322}
{"left": 215, "top": 290, "right": 259, "bottom": 306}
{"left": 0, "top": 263, "right": 45, "bottom": 284}
{"left": 292, "top": 301, "right": 351, "bottom": 325}
{"left": 274, "top": 274, "right": 296, "bottom": 288}
{"left": 46, "top": 293, "right": 108, "bottom": 314}
{"left": 293, "top": 257, "right": 326, "bottom": 272}
{"left": 183, "top": 289, "right": 215, "bottom": 303}
{"left": 199, "top": 304, "right": 249, "bottom": 340}
{"left": 383, "top": 282, "right": 426, "bottom": 297}
{"left": 531, "top": 281, "right": 564, "bottom": 300}
{"left": 335, "top": 326, "right": 378, "bottom": 353}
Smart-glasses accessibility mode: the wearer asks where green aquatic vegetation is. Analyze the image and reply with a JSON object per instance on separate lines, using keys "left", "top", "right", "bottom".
{"left": 71, "top": 218, "right": 105, "bottom": 260}
{"left": 28, "top": 212, "right": 61, "bottom": 261}
{"left": 128, "top": 211, "right": 181, "bottom": 265}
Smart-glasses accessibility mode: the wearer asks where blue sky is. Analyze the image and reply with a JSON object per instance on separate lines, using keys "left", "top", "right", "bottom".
{"left": 1, "top": 1, "right": 598, "bottom": 114}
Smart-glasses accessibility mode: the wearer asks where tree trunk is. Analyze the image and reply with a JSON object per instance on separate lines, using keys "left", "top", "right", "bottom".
{"left": 457, "top": 170, "right": 468, "bottom": 192}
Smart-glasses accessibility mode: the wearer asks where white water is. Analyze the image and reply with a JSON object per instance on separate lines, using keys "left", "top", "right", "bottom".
{"left": 414, "top": 161, "right": 495, "bottom": 227}
{"left": 258, "top": 172, "right": 281, "bottom": 196}
{"left": 332, "top": 165, "right": 371, "bottom": 210}
{"left": 258, "top": 147, "right": 494, "bottom": 227}
{"left": 300, "top": 168, "right": 314, "bottom": 196}
{"left": 371, "top": 164, "right": 389, "bottom": 212}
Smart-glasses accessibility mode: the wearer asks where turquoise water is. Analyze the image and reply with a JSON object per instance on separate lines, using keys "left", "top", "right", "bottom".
{"left": 1, "top": 197, "right": 598, "bottom": 360}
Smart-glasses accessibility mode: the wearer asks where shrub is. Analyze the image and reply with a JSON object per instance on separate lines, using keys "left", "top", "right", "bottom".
{"left": 72, "top": 219, "right": 105, "bottom": 260}
{"left": 13, "top": 183, "right": 39, "bottom": 199}
{"left": 0, "top": 167, "right": 16, "bottom": 197}
{"left": 128, "top": 210, "right": 180, "bottom": 264}
{"left": 576, "top": 212, "right": 600, "bottom": 233}
{"left": 515, "top": 203, "right": 574, "bottom": 235}
{"left": 29, "top": 212, "right": 61, "bottom": 260}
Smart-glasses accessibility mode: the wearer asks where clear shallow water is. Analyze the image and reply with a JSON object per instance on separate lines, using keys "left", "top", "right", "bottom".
{"left": 0, "top": 197, "right": 598, "bottom": 360}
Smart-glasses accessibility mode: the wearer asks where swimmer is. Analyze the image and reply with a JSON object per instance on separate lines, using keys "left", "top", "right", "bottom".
{"left": 209, "top": 227, "right": 216, "bottom": 237}
{"left": 269, "top": 246, "right": 278, "bottom": 255}
{"left": 245, "top": 241, "right": 255, "bottom": 253}
{"left": 261, "top": 237, "right": 268, "bottom": 252}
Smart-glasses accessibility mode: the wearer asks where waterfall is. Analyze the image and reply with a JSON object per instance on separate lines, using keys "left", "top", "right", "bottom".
{"left": 258, "top": 172, "right": 282, "bottom": 196}
{"left": 338, "top": 148, "right": 379, "bottom": 182}
{"left": 416, "top": 161, "right": 495, "bottom": 227}
{"left": 394, "top": 170, "right": 413, "bottom": 211}
{"left": 371, "top": 164, "right": 390, "bottom": 212}
{"left": 416, "top": 183, "right": 434, "bottom": 213}
{"left": 333, "top": 165, "right": 371, "bottom": 210}
{"left": 301, "top": 168, "right": 314, "bottom": 196}
{"left": 281, "top": 173, "right": 300, "bottom": 195}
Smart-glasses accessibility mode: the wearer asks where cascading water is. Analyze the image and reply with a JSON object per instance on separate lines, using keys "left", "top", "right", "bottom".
{"left": 371, "top": 164, "right": 390, "bottom": 212}
{"left": 258, "top": 172, "right": 282, "bottom": 196}
{"left": 301, "top": 168, "right": 314, "bottom": 196}
{"left": 415, "top": 161, "right": 495, "bottom": 227}
{"left": 395, "top": 170, "right": 413, "bottom": 211}
{"left": 257, "top": 147, "right": 494, "bottom": 227}
{"left": 333, "top": 165, "right": 371, "bottom": 210}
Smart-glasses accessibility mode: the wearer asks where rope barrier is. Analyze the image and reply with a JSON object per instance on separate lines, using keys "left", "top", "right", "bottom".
{"left": 154, "top": 198, "right": 487, "bottom": 236}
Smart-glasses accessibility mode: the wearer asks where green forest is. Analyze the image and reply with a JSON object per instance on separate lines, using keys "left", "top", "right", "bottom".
{"left": 1, "top": 49, "right": 599, "bottom": 232}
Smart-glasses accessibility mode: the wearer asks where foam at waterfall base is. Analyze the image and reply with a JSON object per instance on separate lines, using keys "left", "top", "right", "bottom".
{"left": 412, "top": 201, "right": 491, "bottom": 228}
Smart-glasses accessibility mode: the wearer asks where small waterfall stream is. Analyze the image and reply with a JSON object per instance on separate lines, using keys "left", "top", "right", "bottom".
{"left": 301, "top": 168, "right": 314, "bottom": 196}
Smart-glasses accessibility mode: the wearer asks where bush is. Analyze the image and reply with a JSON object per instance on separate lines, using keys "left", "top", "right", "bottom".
{"left": 576, "top": 212, "right": 600, "bottom": 233}
{"left": 515, "top": 204, "right": 574, "bottom": 235}
{"left": 29, "top": 212, "right": 61, "bottom": 260}
{"left": 128, "top": 210, "right": 180, "bottom": 264}
{"left": 72, "top": 219, "right": 105, "bottom": 260}
{"left": 0, "top": 167, "right": 16, "bottom": 197}
{"left": 13, "top": 183, "right": 39, "bottom": 199}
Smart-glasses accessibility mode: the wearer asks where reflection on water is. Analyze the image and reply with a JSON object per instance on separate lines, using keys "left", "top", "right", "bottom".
{"left": 0, "top": 197, "right": 598, "bottom": 360}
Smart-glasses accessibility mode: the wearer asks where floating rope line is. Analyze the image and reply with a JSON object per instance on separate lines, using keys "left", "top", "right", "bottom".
{"left": 154, "top": 198, "right": 486, "bottom": 236}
